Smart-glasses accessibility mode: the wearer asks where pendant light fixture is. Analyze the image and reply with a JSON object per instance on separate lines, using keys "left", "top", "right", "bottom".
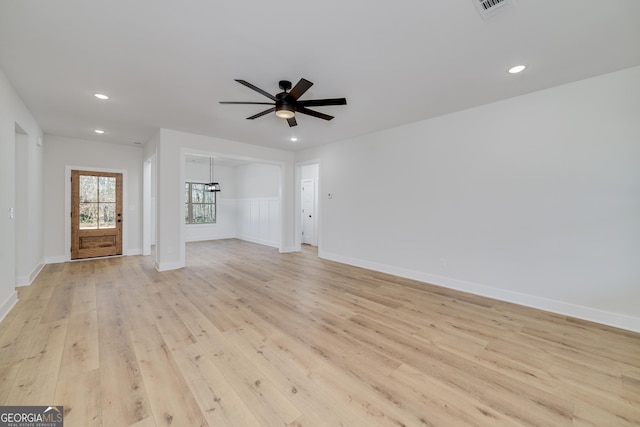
{"left": 205, "top": 157, "right": 221, "bottom": 192}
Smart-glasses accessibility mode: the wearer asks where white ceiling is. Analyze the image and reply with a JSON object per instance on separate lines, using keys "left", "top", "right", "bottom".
{"left": 1, "top": 0, "right": 639, "bottom": 151}
{"left": 185, "top": 154, "right": 249, "bottom": 168}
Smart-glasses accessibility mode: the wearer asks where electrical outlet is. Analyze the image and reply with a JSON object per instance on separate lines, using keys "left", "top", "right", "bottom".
{"left": 440, "top": 257, "right": 447, "bottom": 268}
{"left": 8, "top": 208, "right": 15, "bottom": 219}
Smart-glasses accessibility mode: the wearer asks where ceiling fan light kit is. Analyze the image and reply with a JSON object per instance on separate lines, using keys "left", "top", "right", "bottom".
{"left": 220, "top": 78, "right": 347, "bottom": 127}
{"left": 275, "top": 104, "right": 295, "bottom": 119}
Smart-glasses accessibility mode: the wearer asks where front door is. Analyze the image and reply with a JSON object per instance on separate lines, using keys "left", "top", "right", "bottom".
{"left": 71, "top": 170, "right": 123, "bottom": 259}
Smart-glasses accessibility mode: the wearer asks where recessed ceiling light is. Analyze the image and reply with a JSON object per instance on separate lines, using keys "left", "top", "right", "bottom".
{"left": 94, "top": 129, "right": 105, "bottom": 134}
{"left": 94, "top": 93, "right": 109, "bottom": 100}
{"left": 508, "top": 65, "right": 526, "bottom": 74}
{"left": 290, "top": 137, "right": 298, "bottom": 142}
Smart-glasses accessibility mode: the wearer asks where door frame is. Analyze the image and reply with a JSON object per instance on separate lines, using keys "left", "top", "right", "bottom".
{"left": 294, "top": 160, "right": 321, "bottom": 252}
{"left": 65, "top": 165, "right": 129, "bottom": 261}
{"left": 301, "top": 178, "right": 317, "bottom": 246}
{"left": 71, "top": 170, "right": 123, "bottom": 259}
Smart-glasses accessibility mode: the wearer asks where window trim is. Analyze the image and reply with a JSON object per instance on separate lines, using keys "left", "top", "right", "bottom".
{"left": 185, "top": 182, "right": 217, "bottom": 224}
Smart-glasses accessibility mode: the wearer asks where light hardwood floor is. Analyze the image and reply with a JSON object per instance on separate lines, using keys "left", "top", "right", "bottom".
{"left": 1, "top": 239, "right": 639, "bottom": 426}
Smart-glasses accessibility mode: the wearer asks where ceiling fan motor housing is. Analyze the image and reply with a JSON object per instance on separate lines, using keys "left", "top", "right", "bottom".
{"left": 279, "top": 80, "right": 292, "bottom": 91}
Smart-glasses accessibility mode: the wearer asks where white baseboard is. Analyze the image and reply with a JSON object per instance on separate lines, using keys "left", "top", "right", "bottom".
{"left": 30, "top": 262, "right": 45, "bottom": 283}
{"left": 15, "top": 262, "right": 45, "bottom": 287}
{"left": 15, "top": 275, "right": 30, "bottom": 287}
{"left": 236, "top": 235, "right": 279, "bottom": 249}
{"left": 0, "top": 291, "right": 18, "bottom": 324}
{"left": 279, "top": 246, "right": 298, "bottom": 253}
{"left": 45, "top": 255, "right": 67, "bottom": 264}
{"left": 125, "top": 248, "right": 142, "bottom": 256}
{"left": 186, "top": 234, "right": 236, "bottom": 243}
{"left": 319, "top": 250, "right": 640, "bottom": 333}
{"left": 155, "top": 260, "right": 185, "bottom": 272}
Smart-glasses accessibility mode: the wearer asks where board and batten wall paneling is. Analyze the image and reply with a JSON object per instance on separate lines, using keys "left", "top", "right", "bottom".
{"left": 235, "top": 162, "right": 281, "bottom": 248}
{"left": 236, "top": 198, "right": 281, "bottom": 248}
{"left": 295, "top": 65, "right": 640, "bottom": 332}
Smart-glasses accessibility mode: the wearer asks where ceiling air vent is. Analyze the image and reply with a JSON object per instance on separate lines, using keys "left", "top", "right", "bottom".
{"left": 473, "top": 0, "right": 512, "bottom": 19}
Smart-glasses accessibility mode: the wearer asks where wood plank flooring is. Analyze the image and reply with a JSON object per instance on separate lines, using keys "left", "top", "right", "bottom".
{"left": 1, "top": 239, "right": 639, "bottom": 426}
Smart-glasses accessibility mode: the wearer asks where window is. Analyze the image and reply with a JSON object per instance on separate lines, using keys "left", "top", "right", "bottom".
{"left": 79, "top": 174, "right": 117, "bottom": 229}
{"left": 185, "top": 182, "right": 216, "bottom": 224}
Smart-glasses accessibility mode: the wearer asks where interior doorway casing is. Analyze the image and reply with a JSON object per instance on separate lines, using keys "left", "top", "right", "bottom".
{"left": 15, "top": 125, "right": 28, "bottom": 283}
{"left": 301, "top": 178, "right": 317, "bottom": 246}
{"left": 176, "top": 147, "right": 287, "bottom": 270}
{"left": 142, "top": 156, "right": 155, "bottom": 257}
{"left": 11, "top": 123, "right": 44, "bottom": 288}
{"left": 295, "top": 160, "right": 320, "bottom": 251}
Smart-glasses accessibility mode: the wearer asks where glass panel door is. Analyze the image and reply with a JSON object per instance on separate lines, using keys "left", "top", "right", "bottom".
{"left": 71, "top": 170, "right": 123, "bottom": 259}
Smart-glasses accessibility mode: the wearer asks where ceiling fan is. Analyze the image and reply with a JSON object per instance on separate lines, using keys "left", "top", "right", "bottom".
{"left": 220, "top": 78, "right": 347, "bottom": 127}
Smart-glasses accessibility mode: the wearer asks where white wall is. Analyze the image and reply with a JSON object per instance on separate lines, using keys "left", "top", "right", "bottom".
{"left": 236, "top": 163, "right": 280, "bottom": 198}
{"left": 296, "top": 66, "right": 640, "bottom": 332}
{"left": 236, "top": 163, "right": 281, "bottom": 248}
{"left": 184, "top": 160, "right": 237, "bottom": 242}
{"left": 43, "top": 135, "right": 143, "bottom": 262}
{"left": 0, "top": 68, "right": 44, "bottom": 321}
{"left": 301, "top": 163, "right": 319, "bottom": 181}
{"left": 154, "top": 129, "right": 295, "bottom": 271}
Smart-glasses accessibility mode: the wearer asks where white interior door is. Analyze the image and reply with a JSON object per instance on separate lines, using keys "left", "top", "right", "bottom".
{"left": 302, "top": 179, "right": 315, "bottom": 245}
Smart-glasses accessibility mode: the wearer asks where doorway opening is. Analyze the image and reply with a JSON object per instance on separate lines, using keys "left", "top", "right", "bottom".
{"left": 142, "top": 156, "right": 155, "bottom": 258}
{"left": 15, "top": 124, "right": 28, "bottom": 284}
{"left": 299, "top": 163, "right": 319, "bottom": 248}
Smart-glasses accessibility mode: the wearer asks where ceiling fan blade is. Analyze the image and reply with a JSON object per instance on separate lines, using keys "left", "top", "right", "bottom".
{"left": 247, "top": 107, "right": 275, "bottom": 120}
{"left": 219, "top": 101, "right": 275, "bottom": 105}
{"left": 287, "top": 117, "right": 298, "bottom": 127}
{"left": 235, "top": 79, "right": 278, "bottom": 101}
{"left": 288, "top": 78, "right": 313, "bottom": 100}
{"left": 296, "top": 106, "right": 334, "bottom": 121}
{"left": 297, "top": 98, "right": 347, "bottom": 107}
